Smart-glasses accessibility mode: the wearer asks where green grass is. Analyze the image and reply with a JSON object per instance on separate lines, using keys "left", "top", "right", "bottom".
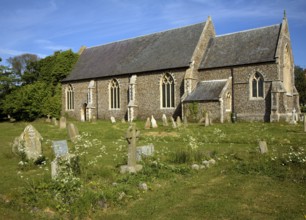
{"left": 0, "top": 119, "right": 305, "bottom": 219}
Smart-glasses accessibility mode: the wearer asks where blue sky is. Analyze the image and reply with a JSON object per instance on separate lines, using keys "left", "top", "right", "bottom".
{"left": 0, "top": 0, "right": 305, "bottom": 68}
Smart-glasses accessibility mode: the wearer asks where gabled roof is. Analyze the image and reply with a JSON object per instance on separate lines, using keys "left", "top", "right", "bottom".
{"left": 63, "top": 22, "right": 206, "bottom": 82}
{"left": 200, "top": 24, "right": 281, "bottom": 69}
{"left": 184, "top": 79, "right": 227, "bottom": 102}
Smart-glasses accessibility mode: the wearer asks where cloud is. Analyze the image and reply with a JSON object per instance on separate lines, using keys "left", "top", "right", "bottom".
{"left": 0, "top": 48, "right": 47, "bottom": 59}
{"left": 35, "top": 39, "right": 70, "bottom": 51}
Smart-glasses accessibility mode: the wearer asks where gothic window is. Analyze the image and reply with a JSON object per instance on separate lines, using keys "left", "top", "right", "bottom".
{"left": 251, "top": 72, "right": 264, "bottom": 98}
{"left": 109, "top": 79, "right": 120, "bottom": 109}
{"left": 66, "top": 84, "right": 74, "bottom": 110}
{"left": 87, "top": 80, "right": 95, "bottom": 104}
{"left": 161, "top": 73, "right": 175, "bottom": 108}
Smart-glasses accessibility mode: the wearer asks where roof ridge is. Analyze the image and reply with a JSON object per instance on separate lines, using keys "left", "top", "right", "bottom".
{"left": 87, "top": 21, "right": 206, "bottom": 49}
{"left": 216, "top": 24, "right": 280, "bottom": 37}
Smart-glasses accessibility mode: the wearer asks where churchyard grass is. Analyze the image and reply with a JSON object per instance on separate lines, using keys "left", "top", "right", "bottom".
{"left": 0, "top": 119, "right": 305, "bottom": 219}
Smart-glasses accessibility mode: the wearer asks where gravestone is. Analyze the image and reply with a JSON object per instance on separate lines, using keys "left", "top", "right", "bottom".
{"left": 120, "top": 123, "right": 143, "bottom": 174}
{"left": 52, "top": 117, "right": 58, "bottom": 126}
{"left": 92, "top": 115, "right": 97, "bottom": 124}
{"left": 59, "top": 116, "right": 67, "bottom": 129}
{"left": 259, "top": 141, "right": 268, "bottom": 154}
{"left": 205, "top": 112, "right": 210, "bottom": 127}
{"left": 176, "top": 116, "right": 182, "bottom": 127}
{"left": 52, "top": 140, "right": 69, "bottom": 157}
{"left": 110, "top": 116, "right": 116, "bottom": 123}
{"left": 290, "top": 108, "right": 297, "bottom": 125}
{"left": 51, "top": 140, "right": 76, "bottom": 179}
{"left": 121, "top": 118, "right": 126, "bottom": 123}
{"left": 145, "top": 117, "right": 151, "bottom": 129}
{"left": 12, "top": 124, "right": 43, "bottom": 161}
{"left": 67, "top": 123, "right": 79, "bottom": 142}
{"left": 136, "top": 144, "right": 154, "bottom": 161}
{"left": 162, "top": 114, "right": 168, "bottom": 126}
{"left": 46, "top": 114, "right": 51, "bottom": 123}
{"left": 171, "top": 116, "right": 177, "bottom": 128}
{"left": 151, "top": 115, "right": 158, "bottom": 128}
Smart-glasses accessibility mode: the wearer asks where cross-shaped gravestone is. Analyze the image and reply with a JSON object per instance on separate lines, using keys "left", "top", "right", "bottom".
{"left": 125, "top": 123, "right": 140, "bottom": 167}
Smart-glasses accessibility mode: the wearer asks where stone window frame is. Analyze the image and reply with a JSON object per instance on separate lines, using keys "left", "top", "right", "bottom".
{"left": 160, "top": 72, "right": 175, "bottom": 109}
{"left": 249, "top": 72, "right": 264, "bottom": 100}
{"left": 87, "top": 80, "right": 95, "bottom": 105}
{"left": 109, "top": 79, "right": 120, "bottom": 110}
{"left": 65, "top": 84, "right": 74, "bottom": 111}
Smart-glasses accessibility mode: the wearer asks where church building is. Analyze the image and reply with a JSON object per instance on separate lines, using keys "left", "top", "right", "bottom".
{"left": 62, "top": 15, "right": 300, "bottom": 122}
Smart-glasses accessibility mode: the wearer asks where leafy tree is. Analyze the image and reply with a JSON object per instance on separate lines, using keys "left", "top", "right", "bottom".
{"left": 7, "top": 53, "right": 39, "bottom": 77}
{"left": 294, "top": 66, "right": 306, "bottom": 106}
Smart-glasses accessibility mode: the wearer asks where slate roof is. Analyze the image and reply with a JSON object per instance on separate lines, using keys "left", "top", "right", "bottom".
{"left": 184, "top": 79, "right": 227, "bottom": 102}
{"left": 200, "top": 24, "right": 281, "bottom": 69}
{"left": 63, "top": 22, "right": 206, "bottom": 82}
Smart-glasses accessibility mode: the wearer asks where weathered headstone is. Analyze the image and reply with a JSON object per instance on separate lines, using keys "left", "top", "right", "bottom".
{"left": 171, "top": 116, "right": 177, "bottom": 128}
{"left": 67, "top": 123, "right": 79, "bottom": 142}
{"left": 59, "top": 116, "right": 67, "bottom": 129}
{"left": 46, "top": 114, "right": 51, "bottom": 123}
{"left": 121, "top": 118, "right": 126, "bottom": 123}
{"left": 290, "top": 108, "right": 297, "bottom": 125}
{"left": 12, "top": 125, "right": 43, "bottom": 161}
{"left": 110, "top": 116, "right": 116, "bottom": 123}
{"left": 120, "top": 123, "right": 142, "bottom": 174}
{"left": 162, "top": 114, "right": 168, "bottom": 126}
{"left": 151, "top": 115, "right": 158, "bottom": 128}
{"left": 176, "top": 116, "right": 182, "bottom": 127}
{"left": 52, "top": 117, "right": 58, "bottom": 126}
{"left": 52, "top": 140, "right": 69, "bottom": 157}
{"left": 259, "top": 141, "right": 268, "bottom": 154}
{"left": 136, "top": 144, "right": 154, "bottom": 161}
{"left": 205, "top": 112, "right": 210, "bottom": 127}
{"left": 92, "top": 115, "right": 97, "bottom": 124}
{"left": 145, "top": 117, "right": 151, "bottom": 129}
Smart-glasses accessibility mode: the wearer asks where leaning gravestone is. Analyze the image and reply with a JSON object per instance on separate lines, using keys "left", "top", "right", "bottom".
{"left": 67, "top": 123, "right": 79, "bottom": 142}
{"left": 59, "top": 116, "right": 67, "bottom": 129}
{"left": 120, "top": 123, "right": 143, "bottom": 174}
{"left": 12, "top": 125, "right": 43, "bottom": 161}
{"left": 151, "top": 115, "right": 158, "bottom": 128}
{"left": 259, "top": 141, "right": 268, "bottom": 154}
{"left": 136, "top": 144, "right": 155, "bottom": 161}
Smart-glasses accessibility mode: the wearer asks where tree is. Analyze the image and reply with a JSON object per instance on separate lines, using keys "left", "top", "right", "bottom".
{"left": 294, "top": 66, "right": 306, "bottom": 106}
{"left": 7, "top": 53, "right": 39, "bottom": 77}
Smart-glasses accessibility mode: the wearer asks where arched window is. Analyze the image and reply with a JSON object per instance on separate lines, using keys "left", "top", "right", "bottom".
{"left": 251, "top": 72, "right": 264, "bottom": 98}
{"left": 66, "top": 84, "right": 74, "bottom": 110}
{"left": 109, "top": 79, "right": 120, "bottom": 109}
{"left": 161, "top": 73, "right": 175, "bottom": 108}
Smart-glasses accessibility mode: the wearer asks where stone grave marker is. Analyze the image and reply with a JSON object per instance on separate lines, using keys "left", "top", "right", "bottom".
{"left": 52, "top": 140, "right": 69, "bottom": 157}
{"left": 151, "top": 115, "right": 158, "bottom": 128}
{"left": 176, "top": 116, "right": 182, "bottom": 127}
{"left": 12, "top": 124, "right": 43, "bottom": 161}
{"left": 136, "top": 144, "right": 155, "bottom": 161}
{"left": 171, "top": 116, "right": 177, "bottom": 128}
{"left": 205, "top": 112, "right": 210, "bottom": 127}
{"left": 183, "top": 116, "right": 188, "bottom": 127}
{"left": 121, "top": 118, "right": 126, "bottom": 123}
{"left": 259, "top": 141, "right": 268, "bottom": 154}
{"left": 120, "top": 123, "right": 143, "bottom": 174}
{"left": 52, "top": 117, "right": 58, "bottom": 126}
{"left": 46, "top": 114, "right": 51, "bottom": 123}
{"left": 92, "top": 115, "right": 97, "bottom": 124}
{"left": 59, "top": 116, "right": 67, "bottom": 129}
{"left": 110, "top": 116, "right": 116, "bottom": 123}
{"left": 145, "top": 117, "right": 151, "bottom": 129}
{"left": 290, "top": 108, "right": 297, "bottom": 125}
{"left": 162, "top": 114, "right": 168, "bottom": 126}
{"left": 67, "top": 123, "right": 79, "bottom": 142}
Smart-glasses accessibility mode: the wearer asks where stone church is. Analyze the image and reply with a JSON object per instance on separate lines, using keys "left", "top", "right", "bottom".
{"left": 62, "top": 15, "right": 300, "bottom": 123}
